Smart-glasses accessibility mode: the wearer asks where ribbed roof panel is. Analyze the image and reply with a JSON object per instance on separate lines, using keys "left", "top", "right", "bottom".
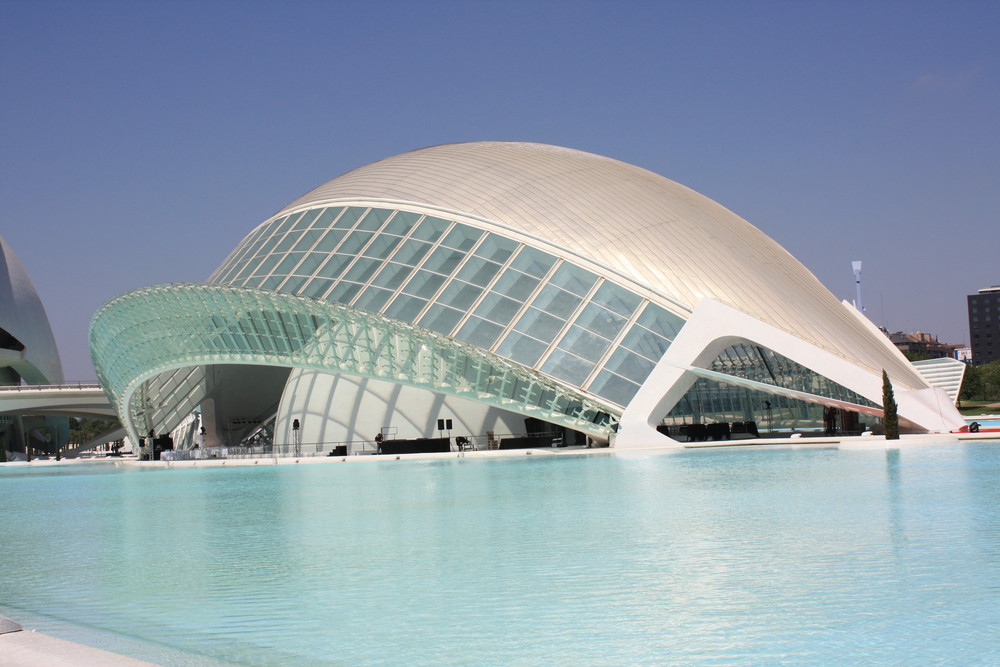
{"left": 262, "top": 142, "right": 921, "bottom": 387}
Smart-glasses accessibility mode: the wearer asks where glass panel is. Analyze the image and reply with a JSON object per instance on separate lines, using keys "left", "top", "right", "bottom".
{"left": 302, "top": 278, "right": 334, "bottom": 299}
{"left": 250, "top": 253, "right": 281, "bottom": 277}
{"left": 402, "top": 270, "right": 446, "bottom": 297}
{"left": 574, "top": 303, "right": 627, "bottom": 340}
{"left": 619, "top": 324, "right": 671, "bottom": 361}
{"left": 253, "top": 233, "right": 283, "bottom": 260}
{"left": 495, "top": 332, "right": 547, "bottom": 367}
{"left": 357, "top": 208, "right": 391, "bottom": 231}
{"left": 473, "top": 292, "right": 521, "bottom": 326}
{"left": 418, "top": 304, "right": 464, "bottom": 336}
{"left": 393, "top": 239, "right": 432, "bottom": 266}
{"left": 540, "top": 349, "right": 595, "bottom": 386}
{"left": 234, "top": 258, "right": 260, "bottom": 283}
{"left": 281, "top": 276, "right": 307, "bottom": 294}
{"left": 216, "top": 259, "right": 246, "bottom": 284}
{"left": 312, "top": 207, "right": 343, "bottom": 230}
{"left": 383, "top": 210, "right": 421, "bottom": 236}
{"left": 457, "top": 316, "right": 504, "bottom": 349}
{"left": 604, "top": 347, "right": 655, "bottom": 384}
{"left": 512, "top": 307, "right": 564, "bottom": 341}
{"left": 293, "top": 209, "right": 321, "bottom": 230}
{"left": 588, "top": 370, "right": 640, "bottom": 407}
{"left": 327, "top": 282, "right": 361, "bottom": 304}
{"left": 335, "top": 207, "right": 366, "bottom": 229}
{"left": 314, "top": 229, "right": 346, "bottom": 253}
{"left": 342, "top": 257, "right": 380, "bottom": 284}
{"left": 294, "top": 252, "right": 327, "bottom": 276}
{"left": 271, "top": 215, "right": 295, "bottom": 236}
{"left": 411, "top": 216, "right": 450, "bottom": 242}
{"left": 422, "top": 247, "right": 465, "bottom": 275}
{"left": 441, "top": 223, "right": 482, "bottom": 251}
{"left": 371, "top": 263, "right": 413, "bottom": 290}
{"left": 636, "top": 304, "right": 686, "bottom": 340}
{"left": 261, "top": 275, "right": 283, "bottom": 291}
{"left": 438, "top": 281, "right": 483, "bottom": 311}
{"left": 592, "top": 281, "right": 642, "bottom": 317}
{"left": 510, "top": 246, "right": 556, "bottom": 277}
{"left": 474, "top": 234, "right": 519, "bottom": 263}
{"left": 548, "top": 263, "right": 598, "bottom": 296}
{"left": 491, "top": 270, "right": 539, "bottom": 301}
{"left": 291, "top": 229, "right": 323, "bottom": 252}
{"left": 338, "top": 230, "right": 374, "bottom": 255}
{"left": 315, "top": 255, "right": 351, "bottom": 280}
{"left": 455, "top": 256, "right": 501, "bottom": 286}
{"left": 353, "top": 287, "right": 393, "bottom": 313}
{"left": 274, "top": 231, "right": 303, "bottom": 254}
{"left": 531, "top": 284, "right": 580, "bottom": 319}
{"left": 383, "top": 295, "right": 427, "bottom": 323}
{"left": 273, "top": 253, "right": 301, "bottom": 276}
{"left": 558, "top": 325, "right": 610, "bottom": 359}
{"left": 362, "top": 234, "right": 401, "bottom": 260}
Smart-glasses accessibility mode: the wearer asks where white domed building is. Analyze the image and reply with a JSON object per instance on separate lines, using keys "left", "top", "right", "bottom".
{"left": 89, "top": 142, "right": 963, "bottom": 452}
{"left": 2, "top": 235, "right": 67, "bottom": 456}
{"left": 1, "top": 235, "right": 64, "bottom": 386}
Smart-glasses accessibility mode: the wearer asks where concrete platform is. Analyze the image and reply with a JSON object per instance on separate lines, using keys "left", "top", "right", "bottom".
{"left": 0, "top": 618, "right": 157, "bottom": 666}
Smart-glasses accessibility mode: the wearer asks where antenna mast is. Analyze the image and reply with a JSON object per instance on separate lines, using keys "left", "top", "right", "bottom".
{"left": 852, "top": 261, "right": 863, "bottom": 313}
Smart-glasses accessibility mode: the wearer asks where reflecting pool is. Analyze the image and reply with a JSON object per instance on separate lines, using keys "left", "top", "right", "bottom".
{"left": 3, "top": 441, "right": 1000, "bottom": 665}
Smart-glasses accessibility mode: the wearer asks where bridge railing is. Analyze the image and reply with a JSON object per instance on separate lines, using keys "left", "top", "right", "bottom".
{"left": 0, "top": 382, "right": 103, "bottom": 392}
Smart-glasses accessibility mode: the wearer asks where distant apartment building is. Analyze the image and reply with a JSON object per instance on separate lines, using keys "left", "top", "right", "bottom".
{"left": 968, "top": 286, "right": 1000, "bottom": 365}
{"left": 886, "top": 331, "right": 961, "bottom": 359}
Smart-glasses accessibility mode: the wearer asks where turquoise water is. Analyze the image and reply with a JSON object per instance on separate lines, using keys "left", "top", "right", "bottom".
{"left": 3, "top": 442, "right": 1000, "bottom": 665}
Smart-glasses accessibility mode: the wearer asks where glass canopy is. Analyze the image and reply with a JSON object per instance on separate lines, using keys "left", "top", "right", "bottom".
{"left": 90, "top": 283, "right": 620, "bottom": 444}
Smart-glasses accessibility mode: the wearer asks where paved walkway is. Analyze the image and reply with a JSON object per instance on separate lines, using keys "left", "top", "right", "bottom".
{"left": 0, "top": 618, "right": 157, "bottom": 666}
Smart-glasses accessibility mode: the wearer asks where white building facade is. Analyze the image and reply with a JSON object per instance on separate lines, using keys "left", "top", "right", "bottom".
{"left": 89, "top": 143, "right": 964, "bottom": 451}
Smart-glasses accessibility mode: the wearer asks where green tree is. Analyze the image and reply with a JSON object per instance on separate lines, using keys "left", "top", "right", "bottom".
{"left": 980, "top": 360, "right": 1000, "bottom": 402}
{"left": 882, "top": 370, "right": 899, "bottom": 440}
{"left": 960, "top": 360, "right": 1000, "bottom": 402}
{"left": 960, "top": 363, "right": 982, "bottom": 401}
{"left": 67, "top": 417, "right": 121, "bottom": 446}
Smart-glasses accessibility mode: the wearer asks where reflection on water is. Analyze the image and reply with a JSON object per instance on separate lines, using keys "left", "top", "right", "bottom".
{"left": 2, "top": 442, "right": 1000, "bottom": 665}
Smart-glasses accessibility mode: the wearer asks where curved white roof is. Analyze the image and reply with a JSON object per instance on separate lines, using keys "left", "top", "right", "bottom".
{"left": 0, "top": 235, "right": 64, "bottom": 384}
{"left": 275, "top": 142, "right": 921, "bottom": 387}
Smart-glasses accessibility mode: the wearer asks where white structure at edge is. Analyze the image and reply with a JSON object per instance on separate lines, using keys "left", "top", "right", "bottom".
{"left": 0, "top": 235, "right": 64, "bottom": 385}
{"left": 616, "top": 299, "right": 962, "bottom": 447}
{"left": 92, "top": 142, "right": 965, "bottom": 450}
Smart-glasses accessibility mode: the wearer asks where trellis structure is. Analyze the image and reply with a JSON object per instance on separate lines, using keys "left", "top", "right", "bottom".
{"left": 90, "top": 283, "right": 619, "bottom": 445}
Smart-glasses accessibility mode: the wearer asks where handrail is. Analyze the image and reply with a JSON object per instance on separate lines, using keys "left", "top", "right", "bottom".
{"left": 0, "top": 382, "right": 103, "bottom": 392}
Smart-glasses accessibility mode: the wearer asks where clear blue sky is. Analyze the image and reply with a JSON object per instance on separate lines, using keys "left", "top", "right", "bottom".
{"left": 2, "top": 0, "right": 998, "bottom": 381}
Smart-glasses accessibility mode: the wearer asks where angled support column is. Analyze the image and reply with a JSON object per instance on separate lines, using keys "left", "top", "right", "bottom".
{"left": 614, "top": 299, "right": 964, "bottom": 448}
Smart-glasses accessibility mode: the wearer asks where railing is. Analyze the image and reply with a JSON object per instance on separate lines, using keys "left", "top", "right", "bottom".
{"left": 157, "top": 432, "right": 567, "bottom": 461}
{"left": 159, "top": 440, "right": 373, "bottom": 461}
{"left": 0, "top": 382, "right": 103, "bottom": 392}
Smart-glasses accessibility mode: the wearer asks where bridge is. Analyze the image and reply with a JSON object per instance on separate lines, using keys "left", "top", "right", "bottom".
{"left": 1, "top": 383, "right": 121, "bottom": 458}
{"left": 0, "top": 382, "right": 116, "bottom": 418}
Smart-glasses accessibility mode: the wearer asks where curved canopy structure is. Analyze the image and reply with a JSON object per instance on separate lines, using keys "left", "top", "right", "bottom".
{"left": 90, "top": 142, "right": 963, "bottom": 452}
{"left": 91, "top": 283, "right": 616, "bottom": 445}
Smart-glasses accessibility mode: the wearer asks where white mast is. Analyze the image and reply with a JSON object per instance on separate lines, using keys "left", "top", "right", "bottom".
{"left": 852, "top": 261, "right": 863, "bottom": 312}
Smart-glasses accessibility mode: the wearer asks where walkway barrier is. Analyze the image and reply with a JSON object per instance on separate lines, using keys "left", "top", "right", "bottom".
{"left": 157, "top": 431, "right": 568, "bottom": 461}
{"left": 0, "top": 382, "right": 103, "bottom": 391}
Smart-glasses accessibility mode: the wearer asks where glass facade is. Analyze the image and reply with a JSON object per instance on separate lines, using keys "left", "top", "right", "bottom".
{"left": 665, "top": 344, "right": 878, "bottom": 431}
{"left": 89, "top": 284, "right": 619, "bottom": 444}
{"left": 210, "top": 206, "right": 688, "bottom": 409}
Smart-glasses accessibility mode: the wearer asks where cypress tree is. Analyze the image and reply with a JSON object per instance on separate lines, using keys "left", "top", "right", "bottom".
{"left": 882, "top": 369, "right": 899, "bottom": 440}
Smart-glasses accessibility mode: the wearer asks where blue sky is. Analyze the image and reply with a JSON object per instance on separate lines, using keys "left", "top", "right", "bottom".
{"left": 2, "top": 0, "right": 998, "bottom": 381}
